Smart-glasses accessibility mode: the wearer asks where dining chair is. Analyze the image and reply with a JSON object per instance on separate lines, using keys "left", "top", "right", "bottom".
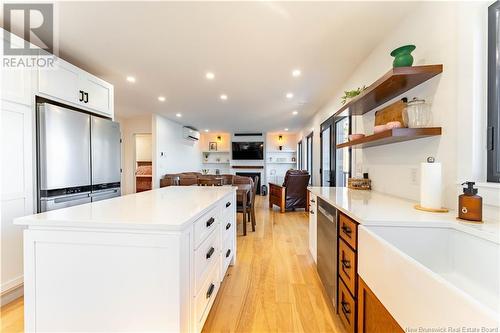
{"left": 198, "top": 177, "right": 223, "bottom": 186}
{"left": 233, "top": 175, "right": 257, "bottom": 233}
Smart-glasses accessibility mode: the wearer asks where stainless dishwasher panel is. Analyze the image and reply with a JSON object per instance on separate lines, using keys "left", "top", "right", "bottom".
{"left": 316, "top": 197, "right": 338, "bottom": 309}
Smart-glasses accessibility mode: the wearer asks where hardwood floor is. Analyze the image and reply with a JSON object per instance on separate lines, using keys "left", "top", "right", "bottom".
{"left": 0, "top": 195, "right": 344, "bottom": 333}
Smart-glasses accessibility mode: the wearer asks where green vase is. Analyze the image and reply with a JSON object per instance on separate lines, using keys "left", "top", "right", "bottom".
{"left": 390, "top": 45, "right": 416, "bottom": 67}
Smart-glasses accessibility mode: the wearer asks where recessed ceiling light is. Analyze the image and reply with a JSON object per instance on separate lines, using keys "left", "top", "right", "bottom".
{"left": 176, "top": 113, "right": 182, "bottom": 118}
{"left": 126, "top": 76, "right": 136, "bottom": 83}
{"left": 286, "top": 93, "right": 293, "bottom": 99}
{"left": 292, "top": 110, "right": 298, "bottom": 115}
{"left": 284, "top": 128, "right": 289, "bottom": 131}
{"left": 220, "top": 94, "right": 228, "bottom": 100}
{"left": 292, "top": 69, "right": 301, "bottom": 77}
{"left": 158, "top": 96, "right": 166, "bottom": 102}
{"left": 204, "top": 129, "right": 209, "bottom": 132}
{"left": 206, "top": 72, "right": 215, "bottom": 80}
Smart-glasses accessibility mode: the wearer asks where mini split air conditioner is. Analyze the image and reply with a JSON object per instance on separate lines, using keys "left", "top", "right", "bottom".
{"left": 183, "top": 127, "right": 200, "bottom": 141}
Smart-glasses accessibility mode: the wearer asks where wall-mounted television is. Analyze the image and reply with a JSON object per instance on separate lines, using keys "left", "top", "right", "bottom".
{"left": 232, "top": 142, "right": 264, "bottom": 160}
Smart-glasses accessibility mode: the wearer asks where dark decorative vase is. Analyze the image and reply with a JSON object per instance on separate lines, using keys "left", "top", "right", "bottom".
{"left": 390, "top": 45, "right": 416, "bottom": 67}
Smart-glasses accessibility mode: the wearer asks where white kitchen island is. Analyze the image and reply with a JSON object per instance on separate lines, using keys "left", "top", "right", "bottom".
{"left": 15, "top": 186, "right": 237, "bottom": 333}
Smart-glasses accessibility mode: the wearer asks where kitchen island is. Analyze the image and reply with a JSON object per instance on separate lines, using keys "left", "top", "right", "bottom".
{"left": 15, "top": 186, "right": 237, "bottom": 333}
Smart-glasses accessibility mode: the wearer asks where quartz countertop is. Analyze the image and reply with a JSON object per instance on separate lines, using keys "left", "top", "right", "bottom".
{"left": 308, "top": 187, "right": 499, "bottom": 243}
{"left": 15, "top": 186, "right": 235, "bottom": 231}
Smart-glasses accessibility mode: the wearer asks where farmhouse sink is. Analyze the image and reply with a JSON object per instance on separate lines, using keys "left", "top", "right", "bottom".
{"left": 358, "top": 225, "right": 499, "bottom": 330}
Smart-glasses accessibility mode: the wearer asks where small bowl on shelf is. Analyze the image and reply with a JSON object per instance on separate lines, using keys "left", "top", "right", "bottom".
{"left": 348, "top": 134, "right": 365, "bottom": 141}
{"left": 374, "top": 125, "right": 388, "bottom": 134}
{"left": 386, "top": 121, "right": 403, "bottom": 130}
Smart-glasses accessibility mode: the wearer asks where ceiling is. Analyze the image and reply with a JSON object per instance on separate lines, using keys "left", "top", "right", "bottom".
{"left": 4, "top": 1, "right": 419, "bottom": 132}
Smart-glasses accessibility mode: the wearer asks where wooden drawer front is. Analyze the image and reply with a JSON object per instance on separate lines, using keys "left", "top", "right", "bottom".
{"left": 339, "top": 214, "right": 358, "bottom": 250}
{"left": 194, "top": 206, "right": 219, "bottom": 248}
{"left": 195, "top": 261, "right": 220, "bottom": 330}
{"left": 339, "top": 278, "right": 356, "bottom": 333}
{"left": 339, "top": 239, "right": 357, "bottom": 294}
{"left": 194, "top": 229, "right": 220, "bottom": 294}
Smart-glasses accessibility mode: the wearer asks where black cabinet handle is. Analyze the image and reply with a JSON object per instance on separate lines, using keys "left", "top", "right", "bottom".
{"left": 83, "top": 92, "right": 89, "bottom": 103}
{"left": 341, "top": 301, "right": 351, "bottom": 316}
{"left": 341, "top": 225, "right": 352, "bottom": 236}
{"left": 206, "top": 247, "right": 215, "bottom": 259}
{"left": 206, "top": 283, "right": 215, "bottom": 299}
{"left": 341, "top": 259, "right": 351, "bottom": 269}
{"left": 226, "top": 201, "right": 231, "bottom": 208}
{"left": 206, "top": 217, "right": 215, "bottom": 227}
{"left": 79, "top": 90, "right": 84, "bottom": 102}
{"left": 310, "top": 210, "right": 314, "bottom": 214}
{"left": 225, "top": 222, "right": 231, "bottom": 230}
{"left": 226, "top": 249, "right": 231, "bottom": 258}
{"left": 311, "top": 199, "right": 315, "bottom": 203}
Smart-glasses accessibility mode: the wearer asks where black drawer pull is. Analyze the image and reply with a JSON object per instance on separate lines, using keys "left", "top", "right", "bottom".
{"left": 341, "top": 300, "right": 351, "bottom": 316}
{"left": 341, "top": 259, "right": 351, "bottom": 269}
{"left": 310, "top": 210, "right": 314, "bottom": 215}
{"left": 341, "top": 225, "right": 352, "bottom": 236}
{"left": 206, "top": 283, "right": 215, "bottom": 299}
{"left": 79, "top": 90, "right": 84, "bottom": 102}
{"left": 206, "top": 217, "right": 215, "bottom": 227}
{"left": 226, "top": 249, "right": 231, "bottom": 258}
{"left": 311, "top": 199, "right": 315, "bottom": 203}
{"left": 206, "top": 247, "right": 215, "bottom": 259}
{"left": 226, "top": 201, "right": 231, "bottom": 208}
{"left": 226, "top": 223, "right": 231, "bottom": 230}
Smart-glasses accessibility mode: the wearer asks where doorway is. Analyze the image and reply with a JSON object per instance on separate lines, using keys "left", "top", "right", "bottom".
{"left": 133, "top": 133, "right": 152, "bottom": 193}
{"left": 320, "top": 116, "right": 351, "bottom": 187}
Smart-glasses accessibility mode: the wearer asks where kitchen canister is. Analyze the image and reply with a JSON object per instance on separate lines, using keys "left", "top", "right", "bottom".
{"left": 415, "top": 157, "right": 448, "bottom": 213}
{"left": 403, "top": 97, "right": 432, "bottom": 128}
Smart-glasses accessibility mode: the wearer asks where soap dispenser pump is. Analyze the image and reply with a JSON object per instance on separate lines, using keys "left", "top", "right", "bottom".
{"left": 458, "top": 182, "right": 482, "bottom": 222}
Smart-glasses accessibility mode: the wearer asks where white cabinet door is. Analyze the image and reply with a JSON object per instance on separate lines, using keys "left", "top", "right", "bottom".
{"left": 38, "top": 56, "right": 80, "bottom": 105}
{"left": 81, "top": 74, "right": 113, "bottom": 118}
{"left": 308, "top": 193, "right": 317, "bottom": 263}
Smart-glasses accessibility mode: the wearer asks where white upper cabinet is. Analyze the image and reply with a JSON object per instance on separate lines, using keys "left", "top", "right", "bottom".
{"left": 37, "top": 53, "right": 114, "bottom": 118}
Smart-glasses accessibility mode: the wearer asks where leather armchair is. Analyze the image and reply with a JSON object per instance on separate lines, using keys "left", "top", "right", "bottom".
{"left": 268, "top": 170, "right": 310, "bottom": 213}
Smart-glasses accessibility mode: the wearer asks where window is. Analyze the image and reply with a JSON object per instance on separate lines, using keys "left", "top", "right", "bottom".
{"left": 488, "top": 1, "right": 500, "bottom": 183}
{"left": 306, "top": 132, "right": 313, "bottom": 185}
{"left": 297, "top": 140, "right": 303, "bottom": 170}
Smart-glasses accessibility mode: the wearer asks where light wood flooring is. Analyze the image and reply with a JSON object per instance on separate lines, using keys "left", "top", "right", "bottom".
{"left": 1, "top": 196, "right": 344, "bottom": 333}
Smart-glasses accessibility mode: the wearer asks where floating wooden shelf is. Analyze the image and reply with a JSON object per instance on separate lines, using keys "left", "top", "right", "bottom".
{"left": 336, "top": 127, "right": 442, "bottom": 149}
{"left": 334, "top": 65, "right": 443, "bottom": 117}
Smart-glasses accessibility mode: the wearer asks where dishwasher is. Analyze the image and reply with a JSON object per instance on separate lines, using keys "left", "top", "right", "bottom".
{"left": 316, "top": 197, "right": 338, "bottom": 310}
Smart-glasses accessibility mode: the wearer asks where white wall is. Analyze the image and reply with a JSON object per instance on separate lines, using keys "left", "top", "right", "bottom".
{"left": 116, "top": 114, "right": 152, "bottom": 195}
{"left": 152, "top": 114, "right": 202, "bottom": 188}
{"left": 298, "top": 1, "right": 498, "bottom": 217}
{"left": 135, "top": 134, "right": 152, "bottom": 162}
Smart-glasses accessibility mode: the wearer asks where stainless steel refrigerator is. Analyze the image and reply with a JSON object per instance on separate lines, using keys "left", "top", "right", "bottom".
{"left": 37, "top": 103, "right": 121, "bottom": 212}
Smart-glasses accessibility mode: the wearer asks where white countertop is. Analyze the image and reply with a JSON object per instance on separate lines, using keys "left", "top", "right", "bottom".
{"left": 15, "top": 186, "right": 235, "bottom": 231}
{"left": 308, "top": 187, "right": 500, "bottom": 243}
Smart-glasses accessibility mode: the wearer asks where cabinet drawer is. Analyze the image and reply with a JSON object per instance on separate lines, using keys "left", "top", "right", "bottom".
{"left": 194, "top": 229, "right": 220, "bottom": 294}
{"left": 221, "top": 195, "right": 235, "bottom": 219}
{"left": 339, "top": 278, "right": 356, "bottom": 333}
{"left": 221, "top": 210, "right": 235, "bottom": 243}
{"left": 221, "top": 236, "right": 234, "bottom": 278}
{"left": 339, "top": 214, "right": 358, "bottom": 250}
{"left": 339, "top": 238, "right": 357, "bottom": 294}
{"left": 195, "top": 261, "right": 220, "bottom": 329}
{"left": 194, "top": 207, "right": 219, "bottom": 248}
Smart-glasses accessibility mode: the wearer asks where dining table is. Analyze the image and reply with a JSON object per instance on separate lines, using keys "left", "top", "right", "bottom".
{"left": 235, "top": 183, "right": 252, "bottom": 236}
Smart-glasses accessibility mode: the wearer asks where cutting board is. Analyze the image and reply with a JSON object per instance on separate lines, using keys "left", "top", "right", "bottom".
{"left": 374, "top": 99, "right": 407, "bottom": 126}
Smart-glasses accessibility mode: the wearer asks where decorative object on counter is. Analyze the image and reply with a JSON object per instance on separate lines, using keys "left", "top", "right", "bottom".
{"left": 415, "top": 157, "right": 449, "bottom": 213}
{"left": 341, "top": 86, "right": 366, "bottom": 105}
{"left": 374, "top": 99, "right": 408, "bottom": 127}
{"left": 373, "top": 124, "right": 387, "bottom": 134}
{"left": 390, "top": 44, "right": 416, "bottom": 67}
{"left": 403, "top": 97, "right": 432, "bottom": 128}
{"left": 201, "top": 169, "right": 209, "bottom": 175}
{"left": 209, "top": 142, "right": 217, "bottom": 151}
{"left": 349, "top": 133, "right": 366, "bottom": 141}
{"left": 457, "top": 182, "right": 483, "bottom": 222}
{"left": 348, "top": 178, "right": 371, "bottom": 190}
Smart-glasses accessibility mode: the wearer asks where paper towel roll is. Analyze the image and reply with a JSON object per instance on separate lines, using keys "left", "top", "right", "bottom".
{"left": 420, "top": 162, "right": 442, "bottom": 209}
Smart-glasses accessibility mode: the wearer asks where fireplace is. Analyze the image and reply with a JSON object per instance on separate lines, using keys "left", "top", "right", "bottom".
{"left": 236, "top": 172, "right": 262, "bottom": 195}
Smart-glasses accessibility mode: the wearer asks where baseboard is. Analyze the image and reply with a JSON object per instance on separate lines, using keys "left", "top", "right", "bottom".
{"left": 1, "top": 282, "right": 24, "bottom": 306}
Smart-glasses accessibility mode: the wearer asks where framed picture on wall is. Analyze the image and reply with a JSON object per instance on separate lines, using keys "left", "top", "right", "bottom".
{"left": 209, "top": 142, "right": 217, "bottom": 151}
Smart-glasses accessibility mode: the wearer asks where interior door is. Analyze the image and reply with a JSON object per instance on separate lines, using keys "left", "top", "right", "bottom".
{"left": 320, "top": 121, "right": 332, "bottom": 186}
{"left": 334, "top": 117, "right": 351, "bottom": 187}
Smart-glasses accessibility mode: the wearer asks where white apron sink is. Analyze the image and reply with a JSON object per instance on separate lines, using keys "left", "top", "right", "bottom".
{"left": 358, "top": 225, "right": 499, "bottom": 331}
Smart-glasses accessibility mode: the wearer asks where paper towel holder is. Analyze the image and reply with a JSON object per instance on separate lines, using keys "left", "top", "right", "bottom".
{"left": 414, "top": 156, "right": 450, "bottom": 213}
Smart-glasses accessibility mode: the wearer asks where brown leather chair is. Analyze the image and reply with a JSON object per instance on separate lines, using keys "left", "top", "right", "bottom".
{"left": 268, "top": 170, "right": 310, "bottom": 213}
{"left": 160, "top": 174, "right": 180, "bottom": 187}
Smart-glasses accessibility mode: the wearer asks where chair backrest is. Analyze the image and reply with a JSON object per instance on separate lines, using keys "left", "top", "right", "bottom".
{"left": 283, "top": 170, "right": 310, "bottom": 198}
{"left": 232, "top": 175, "right": 252, "bottom": 185}
{"left": 251, "top": 175, "right": 259, "bottom": 206}
{"left": 220, "top": 174, "right": 234, "bottom": 185}
{"left": 198, "top": 177, "right": 222, "bottom": 186}
{"left": 178, "top": 174, "right": 198, "bottom": 186}
{"left": 160, "top": 174, "right": 180, "bottom": 187}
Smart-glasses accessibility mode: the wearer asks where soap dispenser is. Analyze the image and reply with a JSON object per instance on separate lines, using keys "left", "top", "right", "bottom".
{"left": 458, "top": 182, "right": 482, "bottom": 222}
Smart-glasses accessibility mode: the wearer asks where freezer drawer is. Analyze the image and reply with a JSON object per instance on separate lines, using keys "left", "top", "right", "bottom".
{"left": 90, "top": 188, "right": 121, "bottom": 202}
{"left": 91, "top": 116, "right": 121, "bottom": 186}
{"left": 40, "top": 193, "right": 91, "bottom": 212}
{"left": 37, "top": 103, "right": 91, "bottom": 190}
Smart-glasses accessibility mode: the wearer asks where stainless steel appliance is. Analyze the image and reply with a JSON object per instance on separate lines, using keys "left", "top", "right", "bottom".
{"left": 37, "top": 103, "right": 121, "bottom": 212}
{"left": 316, "top": 197, "right": 338, "bottom": 309}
